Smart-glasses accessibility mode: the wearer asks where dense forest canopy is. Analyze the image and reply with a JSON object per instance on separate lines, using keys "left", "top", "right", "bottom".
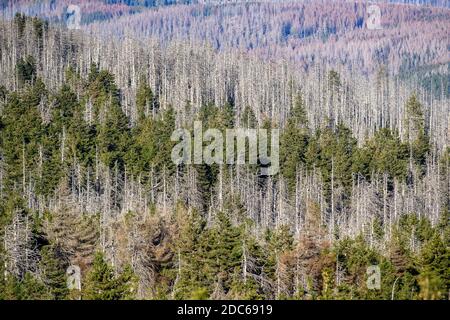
{"left": 0, "top": 2, "right": 448, "bottom": 300}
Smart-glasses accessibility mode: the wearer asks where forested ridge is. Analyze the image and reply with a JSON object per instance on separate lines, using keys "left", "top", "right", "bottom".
{"left": 0, "top": 14, "right": 448, "bottom": 300}
{"left": 3, "top": 1, "right": 450, "bottom": 79}
{"left": 85, "top": 1, "right": 450, "bottom": 76}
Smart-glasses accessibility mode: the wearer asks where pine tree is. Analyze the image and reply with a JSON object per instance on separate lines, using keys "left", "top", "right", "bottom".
{"left": 2, "top": 84, "right": 43, "bottom": 193}
{"left": 52, "top": 84, "right": 78, "bottom": 131}
{"left": 264, "top": 225, "right": 294, "bottom": 298}
{"left": 405, "top": 94, "right": 430, "bottom": 169}
{"left": 0, "top": 85, "right": 7, "bottom": 102}
{"left": 14, "top": 13, "right": 26, "bottom": 38}
{"left": 240, "top": 106, "right": 257, "bottom": 128}
{"left": 280, "top": 94, "right": 310, "bottom": 193}
{"left": 328, "top": 70, "right": 341, "bottom": 93}
{"left": 291, "top": 94, "right": 308, "bottom": 128}
{"left": 197, "top": 212, "right": 242, "bottom": 295}
{"left": 32, "top": 16, "right": 47, "bottom": 45}
{"left": 17, "top": 273, "right": 51, "bottom": 300}
{"left": 357, "top": 128, "right": 409, "bottom": 181}
{"left": 153, "top": 106, "right": 176, "bottom": 173}
{"left": 228, "top": 223, "right": 264, "bottom": 299}
{"left": 305, "top": 124, "right": 356, "bottom": 204}
{"left": 83, "top": 252, "right": 135, "bottom": 300}
{"left": 418, "top": 234, "right": 449, "bottom": 300}
{"left": 0, "top": 274, "right": 21, "bottom": 300}
{"left": 87, "top": 69, "right": 130, "bottom": 169}
{"left": 218, "top": 102, "right": 235, "bottom": 129}
{"left": 172, "top": 206, "right": 206, "bottom": 299}
{"left": 37, "top": 84, "right": 79, "bottom": 194}
{"left": 16, "top": 56, "right": 36, "bottom": 87}
{"left": 136, "top": 77, "right": 155, "bottom": 122}
{"left": 39, "top": 245, "right": 69, "bottom": 300}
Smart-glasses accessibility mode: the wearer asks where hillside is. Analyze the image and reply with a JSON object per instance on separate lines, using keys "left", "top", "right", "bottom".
{"left": 2, "top": 1, "right": 450, "bottom": 78}
{"left": 0, "top": 2, "right": 448, "bottom": 301}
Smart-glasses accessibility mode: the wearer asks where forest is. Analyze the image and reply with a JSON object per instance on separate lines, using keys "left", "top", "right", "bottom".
{"left": 5, "top": 0, "right": 448, "bottom": 98}
{"left": 0, "top": 6, "right": 448, "bottom": 300}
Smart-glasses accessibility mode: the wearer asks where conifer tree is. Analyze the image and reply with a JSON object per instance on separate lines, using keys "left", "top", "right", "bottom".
{"left": 405, "top": 94, "right": 430, "bottom": 169}
{"left": 280, "top": 94, "right": 310, "bottom": 193}
{"left": 240, "top": 106, "right": 257, "bottom": 128}
{"left": 136, "top": 77, "right": 155, "bottom": 122}
{"left": 2, "top": 85, "right": 43, "bottom": 193}
{"left": 417, "top": 234, "right": 449, "bottom": 300}
{"left": 17, "top": 273, "right": 51, "bottom": 300}
{"left": 228, "top": 222, "right": 264, "bottom": 299}
{"left": 355, "top": 128, "right": 409, "bottom": 181}
{"left": 16, "top": 56, "right": 36, "bottom": 87}
{"left": 14, "top": 13, "right": 26, "bottom": 38}
{"left": 172, "top": 206, "right": 206, "bottom": 299}
{"left": 39, "top": 245, "right": 69, "bottom": 300}
{"left": 198, "top": 212, "right": 242, "bottom": 294}
{"left": 83, "top": 252, "right": 135, "bottom": 300}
